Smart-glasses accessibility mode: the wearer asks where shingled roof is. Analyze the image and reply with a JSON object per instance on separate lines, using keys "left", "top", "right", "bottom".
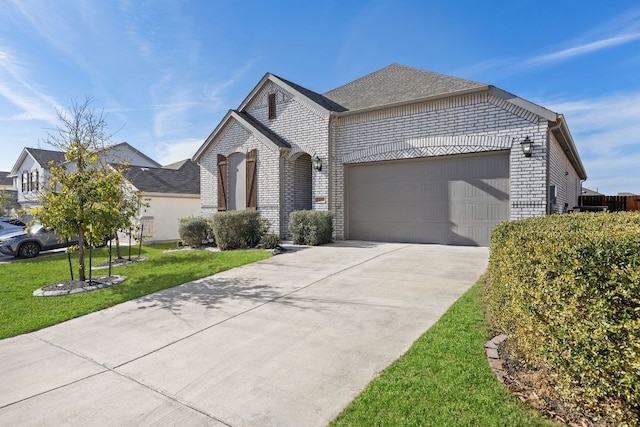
{"left": 26, "top": 148, "right": 67, "bottom": 168}
{"left": 0, "top": 171, "right": 12, "bottom": 187}
{"left": 120, "top": 159, "right": 200, "bottom": 195}
{"left": 323, "top": 63, "right": 487, "bottom": 112}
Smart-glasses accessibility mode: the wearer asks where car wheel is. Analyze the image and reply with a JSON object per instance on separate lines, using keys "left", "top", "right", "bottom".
{"left": 19, "top": 242, "right": 40, "bottom": 258}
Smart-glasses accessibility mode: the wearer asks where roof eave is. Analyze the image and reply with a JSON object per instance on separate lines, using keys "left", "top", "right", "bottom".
{"left": 551, "top": 115, "right": 588, "bottom": 180}
{"left": 488, "top": 86, "right": 558, "bottom": 121}
{"left": 237, "top": 73, "right": 331, "bottom": 117}
{"left": 9, "top": 149, "right": 36, "bottom": 176}
{"left": 143, "top": 192, "right": 200, "bottom": 198}
{"left": 193, "top": 110, "right": 289, "bottom": 162}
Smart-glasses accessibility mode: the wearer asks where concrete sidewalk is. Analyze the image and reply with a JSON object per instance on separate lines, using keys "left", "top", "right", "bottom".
{"left": 0, "top": 241, "right": 488, "bottom": 426}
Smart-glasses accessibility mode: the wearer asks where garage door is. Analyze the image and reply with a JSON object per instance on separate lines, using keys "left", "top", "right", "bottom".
{"left": 346, "top": 152, "right": 509, "bottom": 246}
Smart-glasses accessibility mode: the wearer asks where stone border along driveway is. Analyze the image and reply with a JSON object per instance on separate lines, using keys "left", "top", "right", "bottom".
{"left": 0, "top": 241, "right": 489, "bottom": 426}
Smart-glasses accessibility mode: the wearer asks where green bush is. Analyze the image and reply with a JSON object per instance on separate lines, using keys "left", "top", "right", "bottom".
{"left": 487, "top": 212, "right": 640, "bottom": 424}
{"left": 211, "top": 210, "right": 269, "bottom": 251}
{"left": 260, "top": 233, "right": 281, "bottom": 249}
{"left": 289, "top": 210, "right": 333, "bottom": 245}
{"left": 178, "top": 216, "right": 215, "bottom": 246}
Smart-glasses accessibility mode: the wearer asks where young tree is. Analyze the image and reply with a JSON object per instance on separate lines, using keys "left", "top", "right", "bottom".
{"left": 39, "top": 98, "right": 142, "bottom": 281}
{"left": 0, "top": 189, "right": 9, "bottom": 216}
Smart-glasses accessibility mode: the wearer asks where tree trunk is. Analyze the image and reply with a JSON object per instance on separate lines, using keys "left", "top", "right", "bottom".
{"left": 115, "top": 232, "right": 123, "bottom": 259}
{"left": 78, "top": 227, "right": 86, "bottom": 282}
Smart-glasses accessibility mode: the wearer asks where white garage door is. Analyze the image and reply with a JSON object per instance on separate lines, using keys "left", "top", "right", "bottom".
{"left": 346, "top": 152, "right": 509, "bottom": 246}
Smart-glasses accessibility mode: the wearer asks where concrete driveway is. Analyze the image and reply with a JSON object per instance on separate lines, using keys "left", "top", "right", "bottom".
{"left": 0, "top": 241, "right": 488, "bottom": 426}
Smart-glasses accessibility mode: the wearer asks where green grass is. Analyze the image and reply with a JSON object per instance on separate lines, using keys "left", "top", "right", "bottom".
{"left": 331, "top": 280, "right": 555, "bottom": 427}
{"left": 0, "top": 243, "right": 271, "bottom": 339}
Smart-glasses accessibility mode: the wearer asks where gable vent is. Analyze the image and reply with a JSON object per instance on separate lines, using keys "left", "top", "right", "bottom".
{"left": 268, "top": 93, "right": 276, "bottom": 120}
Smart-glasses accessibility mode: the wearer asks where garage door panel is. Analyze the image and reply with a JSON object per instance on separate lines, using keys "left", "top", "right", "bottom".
{"left": 346, "top": 153, "right": 509, "bottom": 246}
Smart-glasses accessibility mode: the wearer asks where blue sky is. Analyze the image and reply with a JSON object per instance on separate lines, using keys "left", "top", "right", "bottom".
{"left": 1, "top": 0, "right": 639, "bottom": 194}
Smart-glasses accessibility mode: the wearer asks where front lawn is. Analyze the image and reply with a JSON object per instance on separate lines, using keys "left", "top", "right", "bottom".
{"left": 331, "top": 280, "right": 555, "bottom": 427}
{"left": 0, "top": 243, "right": 271, "bottom": 339}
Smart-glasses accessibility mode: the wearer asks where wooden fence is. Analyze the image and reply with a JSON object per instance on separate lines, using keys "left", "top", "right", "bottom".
{"left": 578, "top": 195, "right": 640, "bottom": 212}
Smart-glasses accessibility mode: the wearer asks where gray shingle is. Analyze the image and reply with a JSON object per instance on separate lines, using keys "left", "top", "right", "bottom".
{"left": 323, "top": 63, "right": 487, "bottom": 112}
{"left": 0, "top": 171, "right": 12, "bottom": 186}
{"left": 26, "top": 148, "right": 66, "bottom": 169}
{"left": 119, "top": 159, "right": 200, "bottom": 195}
{"left": 275, "top": 75, "right": 347, "bottom": 112}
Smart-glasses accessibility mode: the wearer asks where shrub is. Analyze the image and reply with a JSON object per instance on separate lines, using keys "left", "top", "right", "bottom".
{"left": 211, "top": 209, "right": 269, "bottom": 251}
{"left": 289, "top": 210, "right": 333, "bottom": 245}
{"left": 260, "top": 233, "right": 281, "bottom": 249}
{"left": 487, "top": 212, "right": 640, "bottom": 424}
{"left": 178, "top": 216, "right": 215, "bottom": 246}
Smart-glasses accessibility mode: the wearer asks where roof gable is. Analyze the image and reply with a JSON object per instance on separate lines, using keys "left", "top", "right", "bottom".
{"left": 9, "top": 147, "right": 66, "bottom": 176}
{"left": 94, "top": 142, "right": 161, "bottom": 167}
{"left": 323, "top": 63, "right": 488, "bottom": 112}
{"left": 193, "top": 110, "right": 291, "bottom": 162}
{"left": 237, "top": 73, "right": 340, "bottom": 117}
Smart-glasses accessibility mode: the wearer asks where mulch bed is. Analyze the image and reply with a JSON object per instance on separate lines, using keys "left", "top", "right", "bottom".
{"left": 495, "top": 340, "right": 612, "bottom": 427}
{"left": 33, "top": 275, "right": 126, "bottom": 297}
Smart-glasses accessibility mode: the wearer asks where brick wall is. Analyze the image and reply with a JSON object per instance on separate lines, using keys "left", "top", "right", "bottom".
{"left": 200, "top": 78, "right": 330, "bottom": 237}
{"left": 331, "top": 92, "right": 549, "bottom": 238}
{"left": 549, "top": 132, "right": 581, "bottom": 213}
{"left": 246, "top": 81, "right": 330, "bottom": 235}
{"left": 199, "top": 120, "right": 282, "bottom": 233}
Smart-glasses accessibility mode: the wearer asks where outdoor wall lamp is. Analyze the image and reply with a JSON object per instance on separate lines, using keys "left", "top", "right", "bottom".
{"left": 313, "top": 155, "right": 322, "bottom": 171}
{"left": 520, "top": 136, "right": 534, "bottom": 157}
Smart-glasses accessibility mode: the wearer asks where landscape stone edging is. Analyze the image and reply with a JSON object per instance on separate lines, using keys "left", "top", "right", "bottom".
{"left": 33, "top": 275, "right": 126, "bottom": 297}
{"left": 485, "top": 334, "right": 508, "bottom": 382}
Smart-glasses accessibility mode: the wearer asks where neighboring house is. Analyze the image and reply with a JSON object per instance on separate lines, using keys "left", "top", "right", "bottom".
{"left": 0, "top": 171, "right": 19, "bottom": 215}
{"left": 0, "top": 171, "right": 13, "bottom": 191}
{"left": 193, "top": 63, "right": 587, "bottom": 246}
{"left": 581, "top": 187, "right": 603, "bottom": 196}
{"left": 8, "top": 148, "right": 67, "bottom": 209}
{"left": 8, "top": 142, "right": 161, "bottom": 209}
{"left": 119, "top": 159, "right": 201, "bottom": 242}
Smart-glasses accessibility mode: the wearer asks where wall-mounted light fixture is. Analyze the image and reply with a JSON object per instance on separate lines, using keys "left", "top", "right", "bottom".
{"left": 313, "top": 155, "right": 322, "bottom": 171}
{"left": 520, "top": 136, "right": 534, "bottom": 157}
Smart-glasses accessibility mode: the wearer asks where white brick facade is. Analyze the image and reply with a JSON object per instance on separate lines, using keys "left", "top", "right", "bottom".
{"left": 194, "top": 67, "right": 586, "bottom": 245}
{"left": 330, "top": 93, "right": 553, "bottom": 237}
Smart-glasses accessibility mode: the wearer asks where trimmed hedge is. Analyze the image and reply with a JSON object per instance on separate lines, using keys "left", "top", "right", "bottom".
{"left": 178, "top": 216, "right": 215, "bottom": 246}
{"left": 487, "top": 212, "right": 640, "bottom": 424}
{"left": 289, "top": 210, "right": 333, "bottom": 246}
{"left": 211, "top": 209, "right": 269, "bottom": 251}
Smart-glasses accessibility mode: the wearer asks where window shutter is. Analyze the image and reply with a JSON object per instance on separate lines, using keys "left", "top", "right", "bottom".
{"left": 217, "top": 154, "right": 228, "bottom": 211}
{"left": 246, "top": 149, "right": 257, "bottom": 209}
{"left": 35, "top": 170, "right": 39, "bottom": 191}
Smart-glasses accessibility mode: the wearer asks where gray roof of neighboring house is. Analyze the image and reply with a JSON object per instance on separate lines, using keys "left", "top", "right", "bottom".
{"left": 581, "top": 187, "right": 604, "bottom": 196}
{"left": 26, "top": 148, "right": 67, "bottom": 168}
{"left": 322, "top": 63, "right": 487, "bottom": 112}
{"left": 120, "top": 159, "right": 200, "bottom": 195}
{"left": 0, "top": 171, "right": 12, "bottom": 186}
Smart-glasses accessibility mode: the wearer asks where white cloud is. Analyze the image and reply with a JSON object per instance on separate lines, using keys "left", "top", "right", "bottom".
{"left": 524, "top": 33, "right": 640, "bottom": 67}
{"left": 0, "top": 42, "right": 60, "bottom": 124}
{"left": 545, "top": 91, "right": 640, "bottom": 194}
{"left": 155, "top": 138, "right": 204, "bottom": 166}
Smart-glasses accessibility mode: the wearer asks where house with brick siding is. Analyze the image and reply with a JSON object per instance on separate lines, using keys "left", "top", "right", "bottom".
{"left": 193, "top": 64, "right": 587, "bottom": 246}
